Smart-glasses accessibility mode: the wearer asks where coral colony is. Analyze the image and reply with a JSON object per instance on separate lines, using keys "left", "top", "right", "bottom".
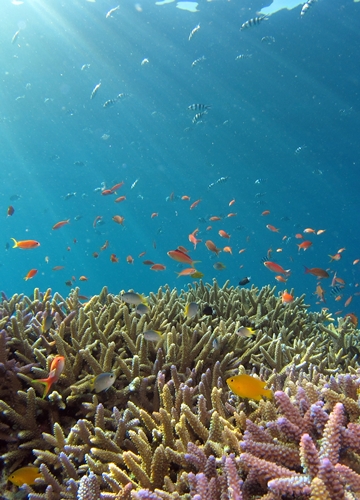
{"left": 1, "top": 280, "right": 360, "bottom": 499}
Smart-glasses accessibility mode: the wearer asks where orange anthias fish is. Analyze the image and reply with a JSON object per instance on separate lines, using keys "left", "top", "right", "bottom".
{"left": 112, "top": 215, "right": 125, "bottom": 225}
{"left": 226, "top": 374, "right": 272, "bottom": 401}
{"left": 329, "top": 253, "right": 341, "bottom": 262}
{"left": 24, "top": 269, "right": 38, "bottom": 281}
{"left": 315, "top": 285, "right": 326, "bottom": 302}
{"left": 11, "top": 238, "right": 40, "bottom": 249}
{"left": 304, "top": 267, "right": 329, "bottom": 278}
{"left": 115, "top": 196, "right": 126, "bottom": 203}
{"left": 218, "top": 230, "right": 230, "bottom": 239}
{"left": 263, "top": 261, "right": 290, "bottom": 276}
{"left": 110, "top": 182, "right": 124, "bottom": 193}
{"left": 297, "top": 240, "right": 312, "bottom": 251}
{"left": 266, "top": 224, "right": 279, "bottom": 233}
{"left": 205, "top": 240, "right": 222, "bottom": 255}
{"left": 52, "top": 219, "right": 70, "bottom": 230}
{"left": 32, "top": 355, "right": 65, "bottom": 398}
{"left": 150, "top": 264, "right": 166, "bottom": 271}
{"left": 281, "top": 291, "right": 294, "bottom": 304}
{"left": 8, "top": 466, "right": 42, "bottom": 486}
{"left": 189, "top": 229, "right": 202, "bottom": 249}
{"left": 167, "top": 249, "right": 198, "bottom": 266}
{"left": 176, "top": 268, "right": 197, "bottom": 277}
{"left": 190, "top": 199, "right": 201, "bottom": 210}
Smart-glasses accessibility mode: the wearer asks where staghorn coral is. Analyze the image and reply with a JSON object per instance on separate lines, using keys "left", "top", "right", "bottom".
{"left": 0, "top": 281, "right": 360, "bottom": 499}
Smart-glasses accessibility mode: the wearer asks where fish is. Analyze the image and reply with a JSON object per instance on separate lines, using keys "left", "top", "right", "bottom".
{"left": 143, "top": 260, "right": 155, "bottom": 266}
{"left": 235, "top": 54, "right": 252, "bottom": 60}
{"left": 281, "top": 291, "right": 294, "bottom": 304}
{"left": 218, "top": 230, "right": 230, "bottom": 239}
{"left": 24, "top": 269, "right": 38, "bottom": 281}
{"left": 344, "top": 296, "right": 353, "bottom": 307}
{"left": 344, "top": 313, "right": 358, "bottom": 328}
{"left": 188, "top": 24, "right": 200, "bottom": 41}
{"left": 189, "top": 230, "right": 202, "bottom": 249}
{"left": 90, "top": 82, "right": 102, "bottom": 99}
{"left": 90, "top": 373, "right": 116, "bottom": 393}
{"left": 110, "top": 254, "right": 118, "bottom": 263}
{"left": 261, "top": 210, "right": 270, "bottom": 216}
{"left": 353, "top": 259, "right": 360, "bottom": 265}
{"left": 11, "top": 238, "right": 40, "bottom": 249}
{"left": 239, "top": 277, "right": 251, "bottom": 286}
{"left": 188, "top": 104, "right": 211, "bottom": 111}
{"left": 223, "top": 246, "right": 232, "bottom": 254}
{"left": 79, "top": 276, "right": 88, "bottom": 281}
{"left": 121, "top": 292, "right": 148, "bottom": 306}
{"left": 297, "top": 240, "right": 312, "bottom": 251}
{"left": 191, "top": 271, "right": 204, "bottom": 279}
{"left": 315, "top": 285, "right": 326, "bottom": 303}
{"left": 266, "top": 224, "right": 280, "bottom": 233}
{"left": 52, "top": 219, "right": 70, "bottom": 230}
{"left": 275, "top": 275, "right": 287, "bottom": 283}
{"left": 11, "top": 29, "right": 21, "bottom": 44}
{"left": 304, "top": 267, "right": 329, "bottom": 278}
{"left": 226, "top": 374, "right": 272, "bottom": 400}
{"left": 126, "top": 255, "right": 134, "bottom": 264}
{"left": 41, "top": 314, "right": 53, "bottom": 333}
{"left": 7, "top": 206, "right": 14, "bottom": 216}
{"left": 184, "top": 302, "right": 198, "bottom": 319}
{"left": 203, "top": 305, "right": 214, "bottom": 316}
{"left": 240, "top": 16, "right": 267, "bottom": 31}
{"left": 263, "top": 261, "right": 290, "bottom": 276}
{"left": 208, "top": 176, "right": 229, "bottom": 190}
{"left": 205, "top": 240, "right": 222, "bottom": 255}
{"left": 329, "top": 253, "right": 341, "bottom": 262}
{"left": 115, "top": 196, "right": 126, "bottom": 203}
{"left": 301, "top": 0, "right": 316, "bottom": 16}
{"left": 213, "top": 262, "right": 226, "bottom": 270}
{"left": 192, "top": 112, "right": 207, "bottom": 124}
{"left": 136, "top": 303, "right": 150, "bottom": 316}
{"left": 150, "top": 264, "right": 166, "bottom": 271}
{"left": 191, "top": 56, "right": 206, "bottom": 67}
{"left": 143, "top": 330, "right": 162, "bottom": 341}
{"left": 131, "top": 178, "right": 139, "bottom": 189}
{"left": 141, "top": 58, "right": 149, "bottom": 65}
{"left": 236, "top": 326, "right": 256, "bottom": 338}
{"left": 106, "top": 5, "right": 120, "bottom": 18}
{"left": 261, "top": 36, "right": 275, "bottom": 44}
{"left": 151, "top": 212, "right": 158, "bottom": 219}
{"left": 112, "top": 215, "right": 125, "bottom": 225}
{"left": 167, "top": 249, "right": 198, "bottom": 266}
{"left": 32, "top": 355, "right": 65, "bottom": 398}
{"left": 177, "top": 268, "right": 197, "bottom": 277}
{"left": 93, "top": 215, "right": 103, "bottom": 228}
{"left": 8, "top": 466, "right": 42, "bottom": 486}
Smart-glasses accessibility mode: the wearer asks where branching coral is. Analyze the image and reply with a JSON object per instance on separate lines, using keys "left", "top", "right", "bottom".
{"left": 0, "top": 282, "right": 360, "bottom": 499}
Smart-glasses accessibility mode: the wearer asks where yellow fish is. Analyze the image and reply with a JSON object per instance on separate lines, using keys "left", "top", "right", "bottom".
{"left": 8, "top": 466, "right": 42, "bottom": 486}
{"left": 226, "top": 374, "right": 272, "bottom": 401}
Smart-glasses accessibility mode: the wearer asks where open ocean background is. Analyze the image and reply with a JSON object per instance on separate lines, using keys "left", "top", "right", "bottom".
{"left": 1, "top": 0, "right": 359, "bottom": 319}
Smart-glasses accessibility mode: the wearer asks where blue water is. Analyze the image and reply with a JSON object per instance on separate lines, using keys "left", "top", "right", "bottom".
{"left": 1, "top": 0, "right": 359, "bottom": 319}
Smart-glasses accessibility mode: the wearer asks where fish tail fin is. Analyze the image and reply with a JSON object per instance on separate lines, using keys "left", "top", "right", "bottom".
{"left": 11, "top": 238, "right": 18, "bottom": 248}
{"left": 32, "top": 378, "right": 52, "bottom": 398}
{"left": 304, "top": 266, "right": 310, "bottom": 274}
{"left": 263, "top": 389, "right": 273, "bottom": 399}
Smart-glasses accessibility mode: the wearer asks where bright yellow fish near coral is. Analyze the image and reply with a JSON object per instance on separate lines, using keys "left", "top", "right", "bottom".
{"left": 226, "top": 374, "right": 272, "bottom": 401}
{"left": 8, "top": 466, "right": 42, "bottom": 486}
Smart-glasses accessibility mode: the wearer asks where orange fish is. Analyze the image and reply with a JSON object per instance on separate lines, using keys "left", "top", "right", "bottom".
{"left": 229, "top": 199, "right": 236, "bottom": 206}
{"left": 190, "top": 199, "right": 201, "bottom": 210}
{"left": 297, "top": 240, "right": 312, "bottom": 251}
{"left": 329, "top": 253, "right": 341, "bottom": 262}
{"left": 181, "top": 195, "right": 190, "bottom": 200}
{"left": 337, "top": 248, "right": 346, "bottom": 253}
{"left": 227, "top": 213, "right": 237, "bottom": 218}
{"left": 205, "top": 240, "right": 222, "bottom": 255}
{"left": 176, "top": 268, "right": 197, "bottom": 277}
{"left": 206, "top": 226, "right": 212, "bottom": 231}
{"left": 354, "top": 259, "right": 360, "bottom": 265}
{"left": 344, "top": 296, "right": 353, "bottom": 307}
{"left": 315, "top": 285, "right": 326, "bottom": 302}
{"left": 344, "top": 313, "right": 358, "bottom": 328}
{"left": 295, "top": 233, "right": 303, "bottom": 239}
{"left": 281, "top": 291, "right": 294, "bottom": 304}
{"left": 303, "top": 228, "right": 316, "bottom": 234}
{"left": 110, "top": 182, "right": 124, "bottom": 193}
{"left": 112, "top": 215, "right": 125, "bottom": 225}
{"left": 189, "top": 231, "right": 201, "bottom": 249}
{"left": 126, "top": 255, "right": 134, "bottom": 264}
{"left": 79, "top": 276, "right": 88, "bottom": 281}
{"left": 52, "top": 266, "right": 65, "bottom": 271}
{"left": 32, "top": 355, "right": 65, "bottom": 398}
{"left": 316, "top": 229, "right": 326, "bottom": 235}
{"left": 151, "top": 212, "right": 158, "bottom": 219}
{"left": 150, "top": 264, "right": 166, "bottom": 271}
{"left": 167, "top": 249, "right": 197, "bottom": 266}
{"left": 238, "top": 248, "right": 246, "bottom": 254}
{"left": 304, "top": 267, "right": 329, "bottom": 278}
{"left": 218, "top": 230, "right": 230, "bottom": 239}
{"left": 101, "top": 189, "right": 113, "bottom": 196}
{"left": 143, "top": 260, "right": 154, "bottom": 266}
{"left": 24, "top": 269, "right": 38, "bottom": 281}
{"left": 138, "top": 251, "right": 146, "bottom": 257}
{"left": 275, "top": 275, "right": 287, "bottom": 283}
{"left": 52, "top": 219, "right": 70, "bottom": 230}
{"left": 266, "top": 224, "right": 279, "bottom": 233}
{"left": 223, "top": 246, "right": 232, "bottom": 254}
{"left": 261, "top": 210, "right": 270, "bottom": 216}
{"left": 110, "top": 254, "right": 119, "bottom": 263}
{"left": 7, "top": 206, "right": 15, "bottom": 216}
{"left": 115, "top": 196, "right": 126, "bottom": 203}
{"left": 177, "top": 245, "right": 190, "bottom": 253}
{"left": 264, "top": 261, "right": 290, "bottom": 276}
{"left": 93, "top": 252, "right": 99, "bottom": 258}
{"left": 209, "top": 216, "right": 222, "bottom": 221}
{"left": 11, "top": 238, "right": 40, "bottom": 249}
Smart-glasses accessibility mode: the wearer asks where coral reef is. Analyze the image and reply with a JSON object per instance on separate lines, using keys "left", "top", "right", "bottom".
{"left": 0, "top": 281, "right": 360, "bottom": 499}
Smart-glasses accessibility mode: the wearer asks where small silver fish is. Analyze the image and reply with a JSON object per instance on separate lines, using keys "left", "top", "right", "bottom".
{"left": 11, "top": 29, "right": 21, "bottom": 44}
{"left": 121, "top": 292, "right": 148, "bottom": 306}
{"left": 131, "top": 178, "right": 139, "bottom": 189}
{"left": 192, "top": 111, "right": 207, "bottom": 124}
{"left": 188, "top": 24, "right": 200, "bottom": 41}
{"left": 235, "top": 54, "right": 252, "bottom": 60}
{"left": 240, "top": 16, "right": 266, "bottom": 31}
{"left": 91, "top": 373, "right": 116, "bottom": 393}
{"left": 188, "top": 104, "right": 211, "bottom": 111}
{"left": 236, "top": 326, "right": 256, "bottom": 338}
{"left": 191, "top": 56, "right": 206, "bottom": 67}
{"left": 184, "top": 302, "right": 198, "bottom": 319}
{"left": 136, "top": 303, "right": 150, "bottom": 316}
{"left": 90, "top": 82, "right": 102, "bottom": 100}
{"left": 106, "top": 5, "right": 120, "bottom": 18}
{"left": 143, "top": 330, "right": 162, "bottom": 342}
{"left": 41, "top": 314, "right": 53, "bottom": 333}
